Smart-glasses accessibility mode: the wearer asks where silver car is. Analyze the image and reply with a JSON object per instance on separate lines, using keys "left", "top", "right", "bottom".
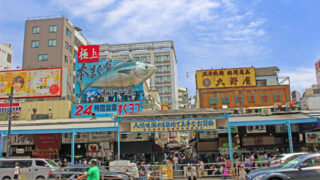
{"left": 246, "top": 153, "right": 320, "bottom": 180}
{"left": 0, "top": 158, "right": 59, "bottom": 179}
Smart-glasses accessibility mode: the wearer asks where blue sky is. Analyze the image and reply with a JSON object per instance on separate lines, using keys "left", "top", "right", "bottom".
{"left": 1, "top": 0, "right": 319, "bottom": 97}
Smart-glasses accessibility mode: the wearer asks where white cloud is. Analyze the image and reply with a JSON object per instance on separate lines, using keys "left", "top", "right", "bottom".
{"left": 280, "top": 68, "right": 316, "bottom": 93}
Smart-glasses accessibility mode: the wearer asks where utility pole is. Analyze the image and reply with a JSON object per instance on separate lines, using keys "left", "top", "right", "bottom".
{"left": 6, "top": 87, "right": 13, "bottom": 158}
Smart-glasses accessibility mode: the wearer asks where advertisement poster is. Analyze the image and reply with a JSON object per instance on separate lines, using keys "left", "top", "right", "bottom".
{"left": 11, "top": 135, "right": 35, "bottom": 145}
{"left": 0, "top": 103, "right": 21, "bottom": 113}
{"left": 196, "top": 67, "right": 256, "bottom": 89}
{"left": 306, "top": 132, "right": 320, "bottom": 144}
{"left": 71, "top": 101, "right": 142, "bottom": 118}
{"left": 35, "top": 134, "right": 60, "bottom": 150}
{"left": 0, "top": 68, "right": 62, "bottom": 98}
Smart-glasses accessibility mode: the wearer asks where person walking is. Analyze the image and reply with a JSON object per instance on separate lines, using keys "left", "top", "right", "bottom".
{"left": 77, "top": 160, "right": 100, "bottom": 180}
{"left": 14, "top": 162, "right": 22, "bottom": 180}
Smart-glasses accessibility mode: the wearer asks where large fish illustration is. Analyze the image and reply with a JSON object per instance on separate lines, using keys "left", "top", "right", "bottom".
{"left": 77, "top": 61, "right": 156, "bottom": 94}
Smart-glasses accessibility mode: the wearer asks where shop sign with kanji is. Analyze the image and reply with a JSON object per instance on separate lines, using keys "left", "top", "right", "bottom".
{"left": 196, "top": 67, "right": 256, "bottom": 89}
{"left": 131, "top": 119, "right": 216, "bottom": 132}
{"left": 78, "top": 45, "right": 99, "bottom": 63}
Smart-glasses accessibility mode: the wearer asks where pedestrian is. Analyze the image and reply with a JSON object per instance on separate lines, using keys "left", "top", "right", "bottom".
{"left": 185, "top": 163, "right": 197, "bottom": 180}
{"left": 77, "top": 159, "right": 100, "bottom": 180}
{"left": 14, "top": 162, "right": 22, "bottom": 180}
{"left": 223, "top": 165, "right": 229, "bottom": 179}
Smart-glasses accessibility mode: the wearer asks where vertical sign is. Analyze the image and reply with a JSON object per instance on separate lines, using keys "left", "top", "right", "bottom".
{"left": 78, "top": 45, "right": 99, "bottom": 63}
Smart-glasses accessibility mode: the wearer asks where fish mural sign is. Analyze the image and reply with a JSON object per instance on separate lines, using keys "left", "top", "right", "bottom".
{"left": 74, "top": 45, "right": 155, "bottom": 118}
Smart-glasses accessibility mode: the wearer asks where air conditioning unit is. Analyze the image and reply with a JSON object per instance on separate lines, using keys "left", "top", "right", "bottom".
{"left": 261, "top": 108, "right": 272, "bottom": 116}
{"left": 238, "top": 107, "right": 246, "bottom": 114}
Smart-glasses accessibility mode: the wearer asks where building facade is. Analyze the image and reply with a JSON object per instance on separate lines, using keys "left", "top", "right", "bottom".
{"left": 22, "top": 16, "right": 88, "bottom": 100}
{"left": 99, "top": 41, "right": 179, "bottom": 109}
{"left": 0, "top": 43, "right": 12, "bottom": 70}
{"left": 178, "top": 87, "right": 191, "bottom": 109}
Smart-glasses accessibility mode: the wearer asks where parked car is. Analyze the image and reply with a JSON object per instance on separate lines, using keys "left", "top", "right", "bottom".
{"left": 246, "top": 153, "right": 320, "bottom": 180}
{"left": 271, "top": 152, "right": 308, "bottom": 167}
{"left": 0, "top": 158, "right": 59, "bottom": 179}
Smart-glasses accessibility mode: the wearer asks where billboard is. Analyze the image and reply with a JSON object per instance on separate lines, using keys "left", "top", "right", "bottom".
{"left": 131, "top": 119, "right": 216, "bottom": 132}
{"left": 196, "top": 67, "right": 256, "bottom": 89}
{"left": 75, "top": 45, "right": 155, "bottom": 104}
{"left": 71, "top": 101, "right": 143, "bottom": 118}
{"left": 0, "top": 68, "right": 62, "bottom": 99}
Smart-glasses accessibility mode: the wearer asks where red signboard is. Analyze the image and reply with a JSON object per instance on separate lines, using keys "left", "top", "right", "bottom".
{"left": 78, "top": 45, "right": 99, "bottom": 63}
{"left": 315, "top": 59, "right": 320, "bottom": 72}
{"left": 35, "top": 134, "right": 60, "bottom": 150}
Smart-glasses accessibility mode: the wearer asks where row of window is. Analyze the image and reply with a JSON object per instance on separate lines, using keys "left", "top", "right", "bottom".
{"left": 32, "top": 25, "right": 72, "bottom": 38}
{"left": 65, "top": 41, "right": 73, "bottom": 53}
{"left": 156, "top": 65, "right": 170, "bottom": 72}
{"left": 32, "top": 40, "right": 57, "bottom": 48}
{"left": 157, "top": 86, "right": 171, "bottom": 93}
{"left": 155, "top": 55, "right": 169, "bottom": 62}
{"left": 38, "top": 54, "right": 73, "bottom": 63}
{"left": 156, "top": 75, "right": 171, "bottom": 83}
{"left": 32, "top": 25, "right": 57, "bottom": 34}
{"left": 160, "top": 96, "right": 172, "bottom": 104}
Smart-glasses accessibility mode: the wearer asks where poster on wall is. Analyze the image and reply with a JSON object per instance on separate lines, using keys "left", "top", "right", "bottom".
{"left": 36, "top": 134, "right": 60, "bottom": 150}
{"left": 88, "top": 132, "right": 115, "bottom": 142}
{"left": 71, "top": 101, "right": 142, "bottom": 118}
{"left": 0, "top": 68, "right": 62, "bottom": 98}
{"left": 306, "top": 132, "right": 320, "bottom": 144}
{"left": 246, "top": 125, "right": 267, "bottom": 133}
{"left": 75, "top": 45, "right": 155, "bottom": 104}
{"left": 11, "top": 135, "right": 35, "bottom": 145}
{"left": 62, "top": 133, "right": 88, "bottom": 144}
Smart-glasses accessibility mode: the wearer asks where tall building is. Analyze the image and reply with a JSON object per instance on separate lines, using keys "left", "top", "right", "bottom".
{"left": 315, "top": 59, "right": 320, "bottom": 85}
{"left": 0, "top": 43, "right": 12, "bottom": 70}
{"left": 178, "top": 87, "right": 191, "bottom": 109}
{"left": 99, "top": 41, "right": 179, "bottom": 109}
{"left": 22, "top": 15, "right": 88, "bottom": 99}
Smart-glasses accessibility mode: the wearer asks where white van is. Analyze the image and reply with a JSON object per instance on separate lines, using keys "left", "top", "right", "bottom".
{"left": 0, "top": 158, "right": 59, "bottom": 179}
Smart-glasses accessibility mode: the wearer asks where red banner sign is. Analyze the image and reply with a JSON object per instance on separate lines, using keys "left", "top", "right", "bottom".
{"left": 78, "top": 45, "right": 99, "bottom": 63}
{"left": 35, "top": 134, "right": 60, "bottom": 150}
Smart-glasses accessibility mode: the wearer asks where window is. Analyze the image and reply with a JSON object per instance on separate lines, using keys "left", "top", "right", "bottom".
{"left": 163, "top": 75, "right": 171, "bottom": 82}
{"left": 69, "top": 45, "right": 73, "bottom": 53}
{"left": 164, "top": 65, "right": 170, "bottom": 71}
{"left": 32, "top": 26, "right": 40, "bottom": 34}
{"left": 49, "top": 25, "right": 57, "bottom": 32}
{"left": 156, "top": 76, "right": 163, "bottom": 83}
{"left": 155, "top": 55, "right": 162, "bottom": 62}
{"left": 66, "top": 28, "right": 71, "bottom": 38}
{"left": 36, "top": 160, "right": 47, "bottom": 167}
{"left": 157, "top": 87, "right": 163, "bottom": 93}
{"left": 64, "top": 55, "right": 68, "bottom": 63}
{"left": 48, "top": 39, "right": 56, "bottom": 47}
{"left": 257, "top": 80, "right": 267, "bottom": 86}
{"left": 18, "top": 161, "right": 32, "bottom": 168}
{"left": 164, "top": 86, "right": 171, "bottom": 92}
{"left": 32, "top": 40, "right": 39, "bottom": 48}
{"left": 38, "top": 54, "right": 48, "bottom": 61}
{"left": 65, "top": 41, "right": 69, "bottom": 49}
{"left": 303, "top": 157, "right": 320, "bottom": 167}
{"left": 7, "top": 54, "right": 11, "bottom": 63}
{"left": 156, "top": 66, "right": 162, "bottom": 72}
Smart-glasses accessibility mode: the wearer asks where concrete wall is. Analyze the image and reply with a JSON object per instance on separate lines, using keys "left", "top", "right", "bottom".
{"left": 256, "top": 76, "right": 278, "bottom": 86}
{"left": 301, "top": 95, "right": 320, "bottom": 110}
{"left": 19, "top": 100, "right": 71, "bottom": 120}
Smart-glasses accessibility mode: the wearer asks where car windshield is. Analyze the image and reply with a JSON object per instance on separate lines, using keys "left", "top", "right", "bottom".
{"left": 46, "top": 160, "right": 59, "bottom": 167}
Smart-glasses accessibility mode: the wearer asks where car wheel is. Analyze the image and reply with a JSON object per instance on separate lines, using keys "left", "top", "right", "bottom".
{"left": 36, "top": 176, "right": 45, "bottom": 180}
{"left": 2, "top": 177, "right": 11, "bottom": 180}
{"left": 269, "top": 178, "right": 282, "bottom": 180}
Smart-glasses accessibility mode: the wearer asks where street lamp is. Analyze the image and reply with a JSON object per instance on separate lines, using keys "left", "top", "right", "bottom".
{"left": 6, "top": 87, "right": 13, "bottom": 158}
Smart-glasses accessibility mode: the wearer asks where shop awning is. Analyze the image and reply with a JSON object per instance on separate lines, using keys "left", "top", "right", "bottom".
{"left": 0, "top": 117, "right": 118, "bottom": 135}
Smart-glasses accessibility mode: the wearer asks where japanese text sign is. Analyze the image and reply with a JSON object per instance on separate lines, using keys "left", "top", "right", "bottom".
{"left": 78, "top": 45, "right": 99, "bottom": 63}
{"left": 131, "top": 119, "right": 216, "bottom": 132}
{"left": 196, "top": 67, "right": 256, "bottom": 89}
{"left": 0, "top": 68, "right": 62, "bottom": 98}
{"left": 71, "top": 101, "right": 142, "bottom": 118}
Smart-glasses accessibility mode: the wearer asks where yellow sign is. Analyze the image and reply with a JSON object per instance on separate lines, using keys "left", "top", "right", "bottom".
{"left": 196, "top": 67, "right": 256, "bottom": 89}
{"left": 0, "top": 68, "right": 62, "bottom": 98}
{"left": 131, "top": 119, "right": 216, "bottom": 132}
